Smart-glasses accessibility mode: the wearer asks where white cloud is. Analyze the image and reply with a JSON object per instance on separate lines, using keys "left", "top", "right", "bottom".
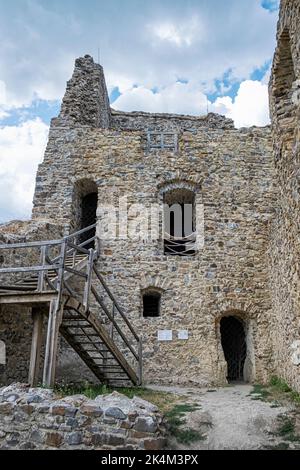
{"left": 150, "top": 17, "right": 204, "bottom": 47}
{"left": 216, "top": 80, "right": 270, "bottom": 127}
{"left": 0, "top": 119, "right": 49, "bottom": 223}
{"left": 0, "top": 0, "right": 278, "bottom": 108}
{"left": 112, "top": 81, "right": 209, "bottom": 115}
{"left": 112, "top": 79, "right": 270, "bottom": 128}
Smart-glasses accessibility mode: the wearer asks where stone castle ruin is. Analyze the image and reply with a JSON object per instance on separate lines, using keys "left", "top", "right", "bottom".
{"left": 0, "top": 0, "right": 299, "bottom": 392}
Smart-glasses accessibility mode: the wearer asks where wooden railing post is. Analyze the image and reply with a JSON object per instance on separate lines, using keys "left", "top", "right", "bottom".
{"left": 55, "top": 239, "right": 67, "bottom": 307}
{"left": 28, "top": 309, "right": 44, "bottom": 386}
{"left": 138, "top": 339, "right": 143, "bottom": 386}
{"left": 37, "top": 245, "right": 47, "bottom": 292}
{"left": 43, "top": 300, "right": 64, "bottom": 388}
{"left": 83, "top": 249, "right": 94, "bottom": 312}
{"left": 43, "top": 240, "right": 67, "bottom": 388}
{"left": 110, "top": 303, "right": 115, "bottom": 339}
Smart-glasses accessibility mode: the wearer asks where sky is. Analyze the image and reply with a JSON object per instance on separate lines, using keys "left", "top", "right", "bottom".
{"left": 0, "top": 0, "right": 280, "bottom": 223}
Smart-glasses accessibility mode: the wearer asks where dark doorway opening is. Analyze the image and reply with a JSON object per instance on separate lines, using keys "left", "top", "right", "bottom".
{"left": 220, "top": 316, "right": 247, "bottom": 382}
{"left": 80, "top": 192, "right": 97, "bottom": 248}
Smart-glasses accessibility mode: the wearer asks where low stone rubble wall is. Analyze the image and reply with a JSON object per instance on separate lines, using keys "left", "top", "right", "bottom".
{"left": 0, "top": 384, "right": 166, "bottom": 450}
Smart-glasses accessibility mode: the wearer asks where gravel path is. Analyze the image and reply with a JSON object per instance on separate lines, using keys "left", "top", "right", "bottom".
{"left": 150, "top": 384, "right": 291, "bottom": 450}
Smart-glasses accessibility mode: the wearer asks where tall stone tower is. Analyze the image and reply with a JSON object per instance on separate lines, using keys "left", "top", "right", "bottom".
{"left": 58, "top": 55, "right": 111, "bottom": 128}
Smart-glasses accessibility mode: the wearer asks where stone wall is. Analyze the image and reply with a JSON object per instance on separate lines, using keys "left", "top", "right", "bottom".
{"left": 0, "top": 384, "right": 166, "bottom": 450}
{"left": 28, "top": 55, "right": 276, "bottom": 387}
{"left": 268, "top": 0, "right": 300, "bottom": 392}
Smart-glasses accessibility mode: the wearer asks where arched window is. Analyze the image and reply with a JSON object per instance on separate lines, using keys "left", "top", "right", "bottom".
{"left": 142, "top": 290, "right": 161, "bottom": 317}
{"left": 72, "top": 179, "right": 98, "bottom": 248}
{"left": 163, "top": 187, "right": 196, "bottom": 256}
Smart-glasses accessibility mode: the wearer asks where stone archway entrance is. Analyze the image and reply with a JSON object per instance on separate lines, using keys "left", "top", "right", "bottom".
{"left": 220, "top": 316, "right": 247, "bottom": 382}
{"left": 80, "top": 192, "right": 97, "bottom": 248}
{"left": 71, "top": 179, "right": 98, "bottom": 249}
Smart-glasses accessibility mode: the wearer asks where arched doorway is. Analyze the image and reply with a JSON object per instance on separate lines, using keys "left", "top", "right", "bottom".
{"left": 72, "top": 179, "right": 98, "bottom": 248}
{"left": 80, "top": 192, "right": 97, "bottom": 247}
{"left": 220, "top": 316, "right": 247, "bottom": 382}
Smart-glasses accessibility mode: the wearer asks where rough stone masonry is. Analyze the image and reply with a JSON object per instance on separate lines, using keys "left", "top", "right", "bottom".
{"left": 0, "top": 0, "right": 299, "bottom": 391}
{"left": 0, "top": 384, "right": 166, "bottom": 450}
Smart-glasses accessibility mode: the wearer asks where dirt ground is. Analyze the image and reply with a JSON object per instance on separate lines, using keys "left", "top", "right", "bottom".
{"left": 149, "top": 384, "right": 298, "bottom": 450}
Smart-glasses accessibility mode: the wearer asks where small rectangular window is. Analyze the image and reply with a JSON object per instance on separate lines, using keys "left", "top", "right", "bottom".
{"left": 143, "top": 292, "right": 161, "bottom": 317}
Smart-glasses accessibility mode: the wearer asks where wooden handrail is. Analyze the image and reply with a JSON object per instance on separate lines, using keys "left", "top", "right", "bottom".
{"left": 65, "top": 242, "right": 90, "bottom": 255}
{"left": 78, "top": 235, "right": 97, "bottom": 248}
{"left": 93, "top": 265, "right": 140, "bottom": 342}
{"left": 91, "top": 285, "right": 139, "bottom": 361}
{"left": 0, "top": 240, "right": 63, "bottom": 250}
{"left": 64, "top": 223, "right": 97, "bottom": 241}
{"left": 64, "top": 266, "right": 88, "bottom": 278}
{"left": 0, "top": 265, "right": 61, "bottom": 274}
{"left": 0, "top": 224, "right": 97, "bottom": 251}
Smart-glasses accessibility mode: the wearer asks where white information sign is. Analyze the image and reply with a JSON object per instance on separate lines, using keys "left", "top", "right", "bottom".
{"left": 157, "top": 330, "right": 173, "bottom": 341}
{"left": 178, "top": 330, "right": 189, "bottom": 340}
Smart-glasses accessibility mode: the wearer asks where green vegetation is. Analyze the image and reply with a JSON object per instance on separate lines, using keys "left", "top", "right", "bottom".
{"left": 269, "top": 376, "right": 300, "bottom": 405}
{"left": 55, "top": 383, "right": 206, "bottom": 445}
{"left": 272, "top": 414, "right": 300, "bottom": 443}
{"left": 270, "top": 376, "right": 292, "bottom": 393}
{"left": 54, "top": 382, "right": 178, "bottom": 411}
{"left": 264, "top": 442, "right": 290, "bottom": 450}
{"left": 165, "top": 403, "right": 207, "bottom": 445}
{"left": 248, "top": 377, "right": 300, "bottom": 406}
{"left": 249, "top": 383, "right": 270, "bottom": 401}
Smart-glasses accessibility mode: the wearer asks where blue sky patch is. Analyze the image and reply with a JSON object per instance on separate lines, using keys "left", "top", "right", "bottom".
{"left": 261, "top": 0, "right": 280, "bottom": 12}
{"left": 250, "top": 61, "right": 271, "bottom": 81}
{"left": 208, "top": 69, "right": 240, "bottom": 102}
{"left": 109, "top": 87, "right": 121, "bottom": 104}
{"left": 0, "top": 100, "right": 61, "bottom": 127}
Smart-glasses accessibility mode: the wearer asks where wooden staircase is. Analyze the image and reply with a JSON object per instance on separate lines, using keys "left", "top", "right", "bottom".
{"left": 0, "top": 224, "right": 142, "bottom": 388}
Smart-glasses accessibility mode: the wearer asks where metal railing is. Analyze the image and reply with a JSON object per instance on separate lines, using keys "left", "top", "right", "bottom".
{"left": 164, "top": 231, "right": 197, "bottom": 256}
{"left": 0, "top": 224, "right": 99, "bottom": 293}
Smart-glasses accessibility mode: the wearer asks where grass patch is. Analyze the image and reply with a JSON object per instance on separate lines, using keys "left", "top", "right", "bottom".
{"left": 165, "top": 403, "right": 206, "bottom": 445}
{"left": 277, "top": 415, "right": 295, "bottom": 437}
{"left": 171, "top": 428, "right": 204, "bottom": 445}
{"left": 54, "top": 383, "right": 178, "bottom": 413}
{"left": 270, "top": 414, "right": 300, "bottom": 443}
{"left": 269, "top": 376, "right": 300, "bottom": 406}
{"left": 264, "top": 442, "right": 290, "bottom": 450}
{"left": 270, "top": 376, "right": 292, "bottom": 393}
{"left": 249, "top": 384, "right": 270, "bottom": 401}
{"left": 55, "top": 383, "right": 208, "bottom": 445}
